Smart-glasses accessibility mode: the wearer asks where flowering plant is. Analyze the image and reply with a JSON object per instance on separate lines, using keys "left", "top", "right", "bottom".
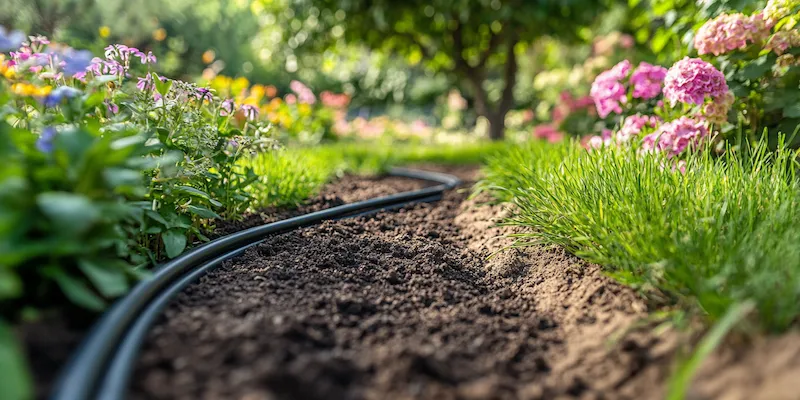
{"left": 693, "top": 0, "right": 800, "bottom": 139}
{"left": 0, "top": 29, "right": 283, "bottom": 398}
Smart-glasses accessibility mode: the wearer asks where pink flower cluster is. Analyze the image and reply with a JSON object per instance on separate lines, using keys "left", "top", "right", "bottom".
{"left": 590, "top": 60, "right": 631, "bottom": 118}
{"left": 630, "top": 62, "right": 668, "bottom": 99}
{"left": 703, "top": 91, "right": 735, "bottom": 124}
{"left": 642, "top": 117, "right": 710, "bottom": 157}
{"left": 590, "top": 60, "right": 668, "bottom": 118}
{"left": 584, "top": 129, "right": 614, "bottom": 149}
{"left": 694, "top": 13, "right": 770, "bottom": 56}
{"left": 663, "top": 57, "right": 728, "bottom": 105}
{"left": 533, "top": 124, "right": 565, "bottom": 143}
{"left": 766, "top": 30, "right": 800, "bottom": 55}
{"left": 615, "top": 114, "right": 661, "bottom": 143}
{"left": 289, "top": 80, "right": 316, "bottom": 104}
{"left": 583, "top": 114, "right": 659, "bottom": 148}
{"left": 320, "top": 91, "right": 350, "bottom": 109}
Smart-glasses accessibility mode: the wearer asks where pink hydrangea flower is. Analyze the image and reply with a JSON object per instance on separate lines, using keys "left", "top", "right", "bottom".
{"left": 703, "top": 91, "right": 735, "bottom": 124}
{"left": 590, "top": 60, "right": 632, "bottom": 118}
{"left": 615, "top": 114, "right": 660, "bottom": 143}
{"left": 663, "top": 57, "right": 729, "bottom": 105}
{"left": 584, "top": 129, "right": 614, "bottom": 150}
{"left": 694, "top": 13, "right": 770, "bottom": 56}
{"left": 642, "top": 117, "right": 710, "bottom": 157}
{"left": 766, "top": 30, "right": 800, "bottom": 55}
{"left": 630, "top": 62, "right": 668, "bottom": 100}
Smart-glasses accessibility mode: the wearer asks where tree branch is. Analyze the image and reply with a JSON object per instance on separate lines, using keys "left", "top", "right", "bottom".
{"left": 477, "top": 29, "right": 502, "bottom": 68}
{"left": 451, "top": 21, "right": 471, "bottom": 73}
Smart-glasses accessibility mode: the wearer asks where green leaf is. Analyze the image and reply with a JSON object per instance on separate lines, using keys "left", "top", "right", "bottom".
{"left": 175, "top": 186, "right": 223, "bottom": 207}
{"left": 78, "top": 259, "right": 130, "bottom": 298}
{"left": 783, "top": 103, "right": 800, "bottom": 118}
{"left": 36, "top": 192, "right": 100, "bottom": 235}
{"left": 0, "top": 268, "right": 22, "bottom": 300}
{"left": 152, "top": 73, "right": 172, "bottom": 97}
{"left": 145, "top": 210, "right": 168, "bottom": 226}
{"left": 667, "top": 302, "right": 754, "bottom": 400}
{"left": 47, "top": 268, "right": 106, "bottom": 311}
{"left": 162, "top": 229, "right": 187, "bottom": 259}
{"left": 740, "top": 55, "right": 773, "bottom": 80}
{"left": 0, "top": 321, "right": 32, "bottom": 400}
{"left": 104, "top": 168, "right": 144, "bottom": 188}
{"left": 83, "top": 91, "right": 106, "bottom": 109}
{"left": 186, "top": 205, "right": 221, "bottom": 219}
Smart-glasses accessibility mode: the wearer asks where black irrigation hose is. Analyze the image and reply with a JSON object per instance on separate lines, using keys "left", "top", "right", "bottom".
{"left": 50, "top": 167, "right": 460, "bottom": 400}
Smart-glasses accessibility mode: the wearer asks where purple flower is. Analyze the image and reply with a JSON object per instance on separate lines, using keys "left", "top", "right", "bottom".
{"left": 630, "top": 62, "right": 668, "bottom": 100}
{"left": 105, "top": 100, "right": 119, "bottom": 115}
{"left": 61, "top": 49, "right": 94, "bottom": 76}
{"left": 29, "top": 35, "right": 49, "bottom": 47}
{"left": 36, "top": 127, "right": 57, "bottom": 153}
{"left": 136, "top": 75, "right": 152, "bottom": 91}
{"left": 195, "top": 87, "right": 213, "bottom": 102}
{"left": 663, "top": 57, "right": 729, "bottom": 105}
{"left": 132, "top": 50, "right": 157, "bottom": 65}
{"left": 89, "top": 57, "right": 126, "bottom": 76}
{"left": 220, "top": 99, "right": 235, "bottom": 116}
{"left": 43, "top": 86, "right": 81, "bottom": 107}
{"left": 240, "top": 104, "right": 259, "bottom": 121}
{"left": 0, "top": 26, "right": 26, "bottom": 51}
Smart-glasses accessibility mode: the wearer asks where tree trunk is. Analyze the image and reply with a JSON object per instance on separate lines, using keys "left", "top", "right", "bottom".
{"left": 488, "top": 113, "right": 506, "bottom": 141}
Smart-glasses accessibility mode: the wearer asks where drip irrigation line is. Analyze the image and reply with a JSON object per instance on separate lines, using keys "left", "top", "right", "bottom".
{"left": 50, "top": 167, "right": 460, "bottom": 400}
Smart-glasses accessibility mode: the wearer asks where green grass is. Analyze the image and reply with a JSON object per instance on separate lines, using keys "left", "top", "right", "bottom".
{"left": 480, "top": 138, "right": 800, "bottom": 332}
{"left": 245, "top": 140, "right": 516, "bottom": 208}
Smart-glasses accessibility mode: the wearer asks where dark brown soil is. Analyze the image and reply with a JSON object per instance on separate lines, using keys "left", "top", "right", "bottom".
{"left": 213, "top": 175, "right": 430, "bottom": 236}
{"left": 130, "top": 169, "right": 674, "bottom": 400}
{"left": 19, "top": 173, "right": 428, "bottom": 400}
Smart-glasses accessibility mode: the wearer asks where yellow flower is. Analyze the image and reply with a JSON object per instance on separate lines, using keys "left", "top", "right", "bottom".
{"left": 11, "top": 83, "right": 52, "bottom": 96}
{"left": 153, "top": 28, "right": 167, "bottom": 42}
{"left": 99, "top": 26, "right": 111, "bottom": 38}
{"left": 250, "top": 84, "right": 265, "bottom": 100}
{"left": 0, "top": 58, "right": 15, "bottom": 79}
{"left": 35, "top": 85, "right": 52, "bottom": 96}
{"left": 232, "top": 76, "right": 250, "bottom": 94}
{"left": 298, "top": 103, "right": 311, "bottom": 115}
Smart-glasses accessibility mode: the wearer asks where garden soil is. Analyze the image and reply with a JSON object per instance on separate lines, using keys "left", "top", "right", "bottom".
{"left": 131, "top": 166, "right": 678, "bottom": 400}
{"left": 28, "top": 167, "right": 800, "bottom": 400}
{"left": 19, "top": 174, "right": 429, "bottom": 400}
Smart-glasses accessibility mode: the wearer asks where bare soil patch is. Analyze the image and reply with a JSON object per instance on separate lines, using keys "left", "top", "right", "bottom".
{"left": 131, "top": 168, "right": 675, "bottom": 400}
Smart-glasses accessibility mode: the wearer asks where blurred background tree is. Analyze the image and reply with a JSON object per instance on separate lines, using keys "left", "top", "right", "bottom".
{"left": 1, "top": 0, "right": 769, "bottom": 140}
{"left": 256, "top": 0, "right": 617, "bottom": 140}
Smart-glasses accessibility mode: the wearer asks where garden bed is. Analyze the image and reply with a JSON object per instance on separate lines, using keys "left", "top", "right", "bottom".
{"left": 130, "top": 167, "right": 669, "bottom": 399}
{"left": 20, "top": 172, "right": 430, "bottom": 400}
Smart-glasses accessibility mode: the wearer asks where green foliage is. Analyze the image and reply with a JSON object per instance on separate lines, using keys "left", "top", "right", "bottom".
{"left": 3, "top": 0, "right": 261, "bottom": 78}
{"left": 259, "top": 0, "right": 617, "bottom": 139}
{"left": 482, "top": 137, "right": 800, "bottom": 332}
